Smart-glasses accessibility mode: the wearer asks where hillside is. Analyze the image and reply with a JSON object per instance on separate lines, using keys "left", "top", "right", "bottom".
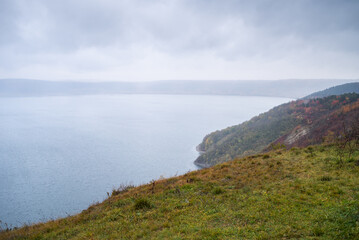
{"left": 304, "top": 82, "right": 359, "bottom": 99}
{"left": 1, "top": 144, "right": 359, "bottom": 239}
{"left": 195, "top": 93, "right": 359, "bottom": 167}
{"left": 0, "top": 79, "right": 356, "bottom": 98}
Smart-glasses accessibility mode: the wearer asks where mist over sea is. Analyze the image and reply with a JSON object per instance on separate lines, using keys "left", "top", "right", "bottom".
{"left": 0, "top": 94, "right": 291, "bottom": 227}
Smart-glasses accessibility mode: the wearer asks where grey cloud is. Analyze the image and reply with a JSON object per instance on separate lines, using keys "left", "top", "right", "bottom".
{"left": 0, "top": 1, "right": 20, "bottom": 45}
{"left": 0, "top": 0, "right": 358, "bottom": 80}
{"left": 6, "top": 0, "right": 359, "bottom": 53}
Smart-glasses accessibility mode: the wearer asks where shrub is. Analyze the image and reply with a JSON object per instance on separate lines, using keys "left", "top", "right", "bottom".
{"left": 134, "top": 198, "right": 152, "bottom": 210}
{"left": 290, "top": 147, "right": 299, "bottom": 151}
{"left": 270, "top": 143, "right": 286, "bottom": 150}
{"left": 212, "top": 187, "right": 225, "bottom": 195}
{"left": 111, "top": 183, "right": 134, "bottom": 196}
{"left": 320, "top": 176, "right": 332, "bottom": 181}
{"left": 306, "top": 146, "right": 315, "bottom": 157}
{"left": 220, "top": 164, "right": 229, "bottom": 169}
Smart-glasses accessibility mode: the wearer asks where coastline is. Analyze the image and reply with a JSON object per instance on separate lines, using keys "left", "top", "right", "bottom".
{"left": 195, "top": 145, "right": 206, "bottom": 154}
{"left": 193, "top": 161, "right": 211, "bottom": 169}
{"left": 194, "top": 145, "right": 211, "bottom": 168}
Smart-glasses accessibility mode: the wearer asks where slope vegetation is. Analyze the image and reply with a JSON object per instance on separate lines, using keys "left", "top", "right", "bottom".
{"left": 195, "top": 93, "right": 359, "bottom": 167}
{"left": 1, "top": 144, "right": 358, "bottom": 239}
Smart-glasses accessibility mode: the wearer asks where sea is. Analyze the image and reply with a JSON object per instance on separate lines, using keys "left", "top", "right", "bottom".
{"left": 0, "top": 94, "right": 291, "bottom": 227}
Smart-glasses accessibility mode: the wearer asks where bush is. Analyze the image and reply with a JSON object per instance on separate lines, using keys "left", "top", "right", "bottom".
{"left": 320, "top": 176, "right": 332, "bottom": 181}
{"left": 212, "top": 187, "right": 225, "bottom": 195}
{"left": 306, "top": 146, "right": 315, "bottom": 157}
{"left": 111, "top": 183, "right": 134, "bottom": 196}
{"left": 134, "top": 198, "right": 152, "bottom": 210}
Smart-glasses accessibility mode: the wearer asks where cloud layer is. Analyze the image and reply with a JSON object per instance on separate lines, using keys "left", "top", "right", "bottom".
{"left": 1, "top": 0, "right": 358, "bottom": 81}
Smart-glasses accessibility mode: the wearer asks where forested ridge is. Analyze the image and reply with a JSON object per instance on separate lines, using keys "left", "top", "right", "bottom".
{"left": 195, "top": 93, "right": 359, "bottom": 167}
{"left": 304, "top": 82, "right": 359, "bottom": 99}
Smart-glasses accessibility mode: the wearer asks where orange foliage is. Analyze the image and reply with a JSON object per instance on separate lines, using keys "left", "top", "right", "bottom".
{"left": 332, "top": 100, "right": 339, "bottom": 105}
{"left": 340, "top": 99, "right": 359, "bottom": 113}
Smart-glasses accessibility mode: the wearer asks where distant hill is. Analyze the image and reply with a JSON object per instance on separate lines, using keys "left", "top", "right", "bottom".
{"left": 0, "top": 78, "right": 356, "bottom": 98}
{"left": 304, "top": 82, "right": 359, "bottom": 99}
{"left": 195, "top": 93, "right": 359, "bottom": 167}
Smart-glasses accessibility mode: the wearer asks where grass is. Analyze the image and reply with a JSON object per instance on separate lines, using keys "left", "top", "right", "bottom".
{"left": 1, "top": 144, "right": 359, "bottom": 239}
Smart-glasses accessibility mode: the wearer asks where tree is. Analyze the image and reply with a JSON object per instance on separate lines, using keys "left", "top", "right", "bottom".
{"left": 334, "top": 114, "right": 359, "bottom": 163}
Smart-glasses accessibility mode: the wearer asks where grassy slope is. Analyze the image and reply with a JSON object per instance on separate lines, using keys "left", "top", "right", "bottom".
{"left": 2, "top": 144, "right": 359, "bottom": 239}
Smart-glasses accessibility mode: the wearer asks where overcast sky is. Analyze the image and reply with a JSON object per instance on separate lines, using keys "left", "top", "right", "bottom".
{"left": 0, "top": 0, "right": 358, "bottom": 81}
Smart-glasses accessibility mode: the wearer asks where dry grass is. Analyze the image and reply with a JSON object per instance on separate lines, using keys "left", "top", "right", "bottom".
{"left": 1, "top": 144, "right": 359, "bottom": 239}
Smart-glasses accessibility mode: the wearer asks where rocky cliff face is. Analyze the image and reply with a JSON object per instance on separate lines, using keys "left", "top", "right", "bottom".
{"left": 284, "top": 126, "right": 310, "bottom": 145}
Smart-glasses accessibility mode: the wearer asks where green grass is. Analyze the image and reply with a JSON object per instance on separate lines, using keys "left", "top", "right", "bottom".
{"left": 1, "top": 144, "right": 359, "bottom": 239}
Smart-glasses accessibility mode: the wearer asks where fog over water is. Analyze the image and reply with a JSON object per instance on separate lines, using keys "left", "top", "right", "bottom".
{"left": 0, "top": 94, "right": 291, "bottom": 227}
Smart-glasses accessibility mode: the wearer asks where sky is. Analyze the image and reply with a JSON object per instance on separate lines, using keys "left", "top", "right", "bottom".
{"left": 0, "top": 0, "right": 359, "bottom": 82}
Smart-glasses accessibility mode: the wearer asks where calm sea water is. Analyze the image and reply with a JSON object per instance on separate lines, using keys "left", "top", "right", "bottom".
{"left": 0, "top": 95, "right": 291, "bottom": 227}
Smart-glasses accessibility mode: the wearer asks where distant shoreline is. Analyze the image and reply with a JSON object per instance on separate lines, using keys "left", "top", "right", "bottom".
{"left": 1, "top": 78, "right": 356, "bottom": 99}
